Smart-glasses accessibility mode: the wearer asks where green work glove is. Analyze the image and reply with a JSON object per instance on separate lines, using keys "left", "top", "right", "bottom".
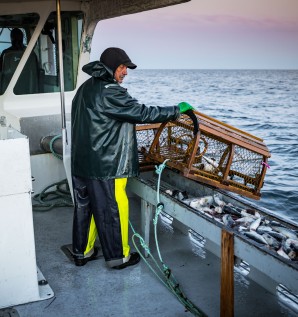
{"left": 178, "top": 102, "right": 194, "bottom": 113}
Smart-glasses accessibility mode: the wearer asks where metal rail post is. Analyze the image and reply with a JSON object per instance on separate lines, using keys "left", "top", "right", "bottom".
{"left": 56, "top": 0, "right": 67, "bottom": 142}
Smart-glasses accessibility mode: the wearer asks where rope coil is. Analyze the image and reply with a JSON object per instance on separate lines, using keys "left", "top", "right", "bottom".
{"left": 32, "top": 179, "right": 73, "bottom": 211}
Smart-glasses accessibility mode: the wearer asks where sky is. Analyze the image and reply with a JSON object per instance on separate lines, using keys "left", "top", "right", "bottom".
{"left": 90, "top": 0, "right": 298, "bottom": 69}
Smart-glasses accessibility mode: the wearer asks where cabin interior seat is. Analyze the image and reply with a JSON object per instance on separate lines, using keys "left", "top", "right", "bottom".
{"left": 0, "top": 50, "right": 39, "bottom": 95}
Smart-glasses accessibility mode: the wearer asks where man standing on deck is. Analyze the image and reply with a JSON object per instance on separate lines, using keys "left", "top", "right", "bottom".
{"left": 71, "top": 47, "right": 193, "bottom": 269}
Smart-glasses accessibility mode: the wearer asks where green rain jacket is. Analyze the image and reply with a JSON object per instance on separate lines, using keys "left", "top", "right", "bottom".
{"left": 71, "top": 61, "right": 180, "bottom": 180}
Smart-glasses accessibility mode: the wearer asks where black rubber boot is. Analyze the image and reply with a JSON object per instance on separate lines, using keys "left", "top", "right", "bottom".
{"left": 112, "top": 252, "right": 141, "bottom": 270}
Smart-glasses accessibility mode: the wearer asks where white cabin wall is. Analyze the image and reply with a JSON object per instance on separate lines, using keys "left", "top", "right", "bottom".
{"left": 30, "top": 153, "right": 66, "bottom": 195}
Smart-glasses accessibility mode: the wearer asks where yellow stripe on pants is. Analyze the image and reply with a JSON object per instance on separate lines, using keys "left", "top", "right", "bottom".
{"left": 83, "top": 215, "right": 97, "bottom": 256}
{"left": 83, "top": 178, "right": 130, "bottom": 258}
{"left": 115, "top": 178, "right": 130, "bottom": 258}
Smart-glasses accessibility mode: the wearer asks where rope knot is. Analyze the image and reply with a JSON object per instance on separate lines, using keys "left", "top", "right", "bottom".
{"left": 155, "top": 159, "right": 170, "bottom": 175}
{"left": 156, "top": 202, "right": 164, "bottom": 210}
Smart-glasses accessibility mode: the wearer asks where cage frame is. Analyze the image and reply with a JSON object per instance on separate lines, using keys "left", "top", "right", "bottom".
{"left": 136, "top": 111, "right": 271, "bottom": 200}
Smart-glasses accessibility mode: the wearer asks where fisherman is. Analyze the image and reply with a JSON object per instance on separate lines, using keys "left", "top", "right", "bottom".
{"left": 71, "top": 47, "right": 194, "bottom": 269}
{"left": 0, "top": 28, "right": 26, "bottom": 71}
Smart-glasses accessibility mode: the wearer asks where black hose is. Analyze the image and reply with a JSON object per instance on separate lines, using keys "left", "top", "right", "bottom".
{"left": 184, "top": 110, "right": 199, "bottom": 136}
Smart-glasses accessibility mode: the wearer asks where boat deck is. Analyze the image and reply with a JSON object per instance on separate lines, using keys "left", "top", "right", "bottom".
{"left": 10, "top": 189, "right": 298, "bottom": 317}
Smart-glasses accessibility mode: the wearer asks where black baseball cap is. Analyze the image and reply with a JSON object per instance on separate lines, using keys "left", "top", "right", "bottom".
{"left": 100, "top": 47, "right": 137, "bottom": 73}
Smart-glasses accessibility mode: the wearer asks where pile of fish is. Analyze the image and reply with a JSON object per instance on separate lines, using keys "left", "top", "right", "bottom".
{"left": 164, "top": 189, "right": 298, "bottom": 262}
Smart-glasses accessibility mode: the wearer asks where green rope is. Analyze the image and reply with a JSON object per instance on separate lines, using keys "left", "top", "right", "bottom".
{"left": 154, "top": 159, "right": 170, "bottom": 271}
{"left": 49, "top": 134, "right": 63, "bottom": 160}
{"left": 32, "top": 179, "right": 73, "bottom": 211}
{"left": 130, "top": 160, "right": 207, "bottom": 317}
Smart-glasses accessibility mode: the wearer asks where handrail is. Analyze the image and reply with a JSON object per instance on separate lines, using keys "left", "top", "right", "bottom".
{"left": 56, "top": 0, "right": 67, "bottom": 142}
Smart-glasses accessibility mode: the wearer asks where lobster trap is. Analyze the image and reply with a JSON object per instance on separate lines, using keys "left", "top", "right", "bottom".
{"left": 136, "top": 112, "right": 271, "bottom": 200}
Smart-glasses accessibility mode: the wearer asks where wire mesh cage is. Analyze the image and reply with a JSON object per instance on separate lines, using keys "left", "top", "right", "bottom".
{"left": 136, "top": 123, "right": 160, "bottom": 171}
{"left": 136, "top": 112, "right": 271, "bottom": 200}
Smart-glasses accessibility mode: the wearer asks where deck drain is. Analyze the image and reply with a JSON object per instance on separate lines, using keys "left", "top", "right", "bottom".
{"left": 0, "top": 308, "right": 19, "bottom": 317}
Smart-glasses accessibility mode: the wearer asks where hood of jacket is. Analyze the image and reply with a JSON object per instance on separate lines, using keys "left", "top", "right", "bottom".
{"left": 82, "top": 61, "right": 114, "bottom": 82}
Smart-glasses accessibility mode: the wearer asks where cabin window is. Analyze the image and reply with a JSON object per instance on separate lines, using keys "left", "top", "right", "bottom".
{"left": 33, "top": 11, "right": 83, "bottom": 94}
{"left": 0, "top": 11, "right": 83, "bottom": 95}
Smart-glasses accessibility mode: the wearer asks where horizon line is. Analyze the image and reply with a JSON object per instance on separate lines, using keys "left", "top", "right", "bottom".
{"left": 134, "top": 68, "right": 298, "bottom": 71}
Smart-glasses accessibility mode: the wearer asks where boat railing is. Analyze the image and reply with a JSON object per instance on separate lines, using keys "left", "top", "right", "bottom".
{"left": 127, "top": 168, "right": 298, "bottom": 316}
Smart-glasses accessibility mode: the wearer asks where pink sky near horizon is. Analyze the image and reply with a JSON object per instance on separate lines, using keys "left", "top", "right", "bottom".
{"left": 91, "top": 0, "right": 298, "bottom": 69}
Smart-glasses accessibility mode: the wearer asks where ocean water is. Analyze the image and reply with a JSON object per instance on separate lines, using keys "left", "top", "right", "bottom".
{"left": 123, "top": 69, "right": 298, "bottom": 223}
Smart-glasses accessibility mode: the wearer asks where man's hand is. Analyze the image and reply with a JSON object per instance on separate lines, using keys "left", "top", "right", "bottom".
{"left": 178, "top": 102, "right": 194, "bottom": 113}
